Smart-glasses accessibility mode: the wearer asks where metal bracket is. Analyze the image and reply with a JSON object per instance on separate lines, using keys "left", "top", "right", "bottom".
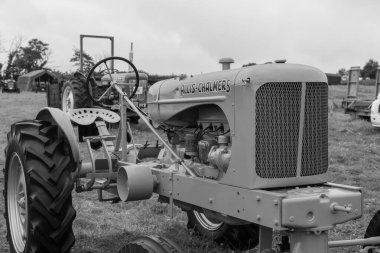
{"left": 169, "top": 171, "right": 174, "bottom": 218}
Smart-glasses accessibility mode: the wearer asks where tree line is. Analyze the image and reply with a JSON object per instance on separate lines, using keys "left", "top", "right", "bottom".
{"left": 0, "top": 37, "right": 185, "bottom": 84}
{"left": 0, "top": 37, "right": 50, "bottom": 80}
{"left": 338, "top": 59, "right": 379, "bottom": 79}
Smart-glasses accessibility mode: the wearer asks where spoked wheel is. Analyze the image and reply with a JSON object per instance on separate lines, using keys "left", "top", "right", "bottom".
{"left": 187, "top": 209, "right": 259, "bottom": 250}
{"left": 117, "top": 235, "right": 183, "bottom": 253}
{"left": 4, "top": 120, "right": 76, "bottom": 253}
{"left": 86, "top": 56, "right": 140, "bottom": 108}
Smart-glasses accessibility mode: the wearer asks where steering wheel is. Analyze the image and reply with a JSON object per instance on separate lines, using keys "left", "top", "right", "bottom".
{"left": 86, "top": 56, "right": 140, "bottom": 108}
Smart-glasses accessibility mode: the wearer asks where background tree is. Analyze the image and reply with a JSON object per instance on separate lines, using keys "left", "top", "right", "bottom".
{"left": 12, "top": 38, "right": 50, "bottom": 74}
{"left": 362, "top": 59, "right": 379, "bottom": 79}
{"left": 4, "top": 36, "right": 22, "bottom": 79}
{"left": 337, "top": 68, "right": 346, "bottom": 76}
{"left": 50, "top": 69, "right": 74, "bottom": 84}
{"left": 70, "top": 48, "right": 95, "bottom": 73}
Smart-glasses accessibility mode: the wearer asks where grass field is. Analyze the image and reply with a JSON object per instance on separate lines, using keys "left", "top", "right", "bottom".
{"left": 0, "top": 85, "right": 380, "bottom": 252}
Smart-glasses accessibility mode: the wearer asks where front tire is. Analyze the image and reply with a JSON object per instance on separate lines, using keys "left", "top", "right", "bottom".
{"left": 187, "top": 210, "right": 259, "bottom": 250}
{"left": 4, "top": 120, "right": 76, "bottom": 253}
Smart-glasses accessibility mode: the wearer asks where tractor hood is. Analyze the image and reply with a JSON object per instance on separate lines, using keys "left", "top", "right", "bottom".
{"left": 147, "top": 63, "right": 327, "bottom": 124}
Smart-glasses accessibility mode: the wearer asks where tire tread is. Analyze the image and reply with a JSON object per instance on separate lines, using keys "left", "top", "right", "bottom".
{"left": 4, "top": 120, "right": 76, "bottom": 253}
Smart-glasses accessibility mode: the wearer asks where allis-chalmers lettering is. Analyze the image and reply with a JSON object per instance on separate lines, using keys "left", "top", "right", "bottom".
{"left": 180, "top": 79, "right": 231, "bottom": 96}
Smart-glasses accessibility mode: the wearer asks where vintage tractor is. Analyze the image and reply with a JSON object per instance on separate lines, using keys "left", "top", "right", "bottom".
{"left": 4, "top": 56, "right": 380, "bottom": 253}
{"left": 60, "top": 67, "right": 149, "bottom": 122}
{"left": 2, "top": 79, "right": 20, "bottom": 93}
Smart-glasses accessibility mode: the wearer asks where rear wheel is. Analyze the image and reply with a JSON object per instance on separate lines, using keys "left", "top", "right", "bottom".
{"left": 61, "top": 78, "right": 91, "bottom": 114}
{"left": 364, "top": 210, "right": 380, "bottom": 251}
{"left": 4, "top": 120, "right": 76, "bottom": 253}
{"left": 61, "top": 78, "right": 102, "bottom": 149}
{"left": 118, "top": 235, "right": 183, "bottom": 253}
{"left": 187, "top": 210, "right": 259, "bottom": 250}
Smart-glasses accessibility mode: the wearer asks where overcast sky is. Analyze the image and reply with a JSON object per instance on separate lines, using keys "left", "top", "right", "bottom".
{"left": 0, "top": 0, "right": 379, "bottom": 75}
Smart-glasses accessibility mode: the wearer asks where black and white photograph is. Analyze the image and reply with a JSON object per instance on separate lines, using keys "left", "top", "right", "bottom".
{"left": 0, "top": 0, "right": 380, "bottom": 252}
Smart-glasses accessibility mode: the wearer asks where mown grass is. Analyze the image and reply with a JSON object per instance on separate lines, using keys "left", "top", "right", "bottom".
{"left": 0, "top": 85, "right": 380, "bottom": 252}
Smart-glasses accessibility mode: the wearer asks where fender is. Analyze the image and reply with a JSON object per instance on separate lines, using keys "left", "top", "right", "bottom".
{"left": 36, "top": 107, "right": 80, "bottom": 165}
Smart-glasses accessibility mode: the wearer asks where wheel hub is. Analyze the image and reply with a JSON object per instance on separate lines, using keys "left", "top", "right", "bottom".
{"left": 7, "top": 153, "right": 28, "bottom": 253}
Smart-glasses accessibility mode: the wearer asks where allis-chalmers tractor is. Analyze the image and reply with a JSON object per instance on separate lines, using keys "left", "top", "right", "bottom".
{"left": 4, "top": 56, "right": 380, "bottom": 253}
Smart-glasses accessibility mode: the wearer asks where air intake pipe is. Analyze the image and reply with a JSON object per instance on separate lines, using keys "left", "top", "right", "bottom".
{"left": 117, "top": 165, "right": 154, "bottom": 201}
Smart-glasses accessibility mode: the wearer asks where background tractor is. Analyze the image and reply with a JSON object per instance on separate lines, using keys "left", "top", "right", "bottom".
{"left": 47, "top": 35, "right": 149, "bottom": 124}
{"left": 2, "top": 79, "right": 20, "bottom": 93}
{"left": 4, "top": 55, "right": 380, "bottom": 253}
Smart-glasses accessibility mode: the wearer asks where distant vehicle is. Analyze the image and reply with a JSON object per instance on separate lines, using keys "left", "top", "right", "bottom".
{"left": 370, "top": 67, "right": 380, "bottom": 127}
{"left": 2, "top": 79, "right": 20, "bottom": 93}
{"left": 32, "top": 80, "right": 48, "bottom": 92}
{"left": 371, "top": 93, "right": 380, "bottom": 127}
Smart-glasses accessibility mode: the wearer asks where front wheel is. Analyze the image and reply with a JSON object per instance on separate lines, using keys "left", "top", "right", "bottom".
{"left": 187, "top": 210, "right": 259, "bottom": 250}
{"left": 4, "top": 120, "right": 76, "bottom": 253}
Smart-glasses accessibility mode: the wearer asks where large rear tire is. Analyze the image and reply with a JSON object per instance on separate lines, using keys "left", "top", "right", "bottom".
{"left": 187, "top": 210, "right": 259, "bottom": 250}
{"left": 4, "top": 120, "right": 76, "bottom": 253}
{"left": 61, "top": 78, "right": 102, "bottom": 149}
{"left": 61, "top": 78, "right": 91, "bottom": 114}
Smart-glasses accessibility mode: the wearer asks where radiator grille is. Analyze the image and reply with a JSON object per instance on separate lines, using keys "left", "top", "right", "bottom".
{"left": 255, "top": 82, "right": 328, "bottom": 178}
{"left": 301, "top": 83, "right": 328, "bottom": 176}
{"left": 255, "top": 83, "right": 302, "bottom": 178}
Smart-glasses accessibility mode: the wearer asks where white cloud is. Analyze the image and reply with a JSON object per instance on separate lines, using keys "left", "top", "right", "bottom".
{"left": 1, "top": 0, "right": 380, "bottom": 75}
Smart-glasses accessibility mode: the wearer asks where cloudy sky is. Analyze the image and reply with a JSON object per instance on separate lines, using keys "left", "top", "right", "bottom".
{"left": 0, "top": 0, "right": 379, "bottom": 75}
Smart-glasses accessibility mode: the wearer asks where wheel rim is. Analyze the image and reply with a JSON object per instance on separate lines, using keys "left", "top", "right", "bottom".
{"left": 193, "top": 210, "right": 223, "bottom": 231}
{"left": 62, "top": 86, "right": 74, "bottom": 114}
{"left": 7, "top": 153, "right": 28, "bottom": 253}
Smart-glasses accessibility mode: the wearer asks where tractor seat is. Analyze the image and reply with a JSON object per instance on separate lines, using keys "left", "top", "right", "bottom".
{"left": 69, "top": 108, "right": 120, "bottom": 125}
